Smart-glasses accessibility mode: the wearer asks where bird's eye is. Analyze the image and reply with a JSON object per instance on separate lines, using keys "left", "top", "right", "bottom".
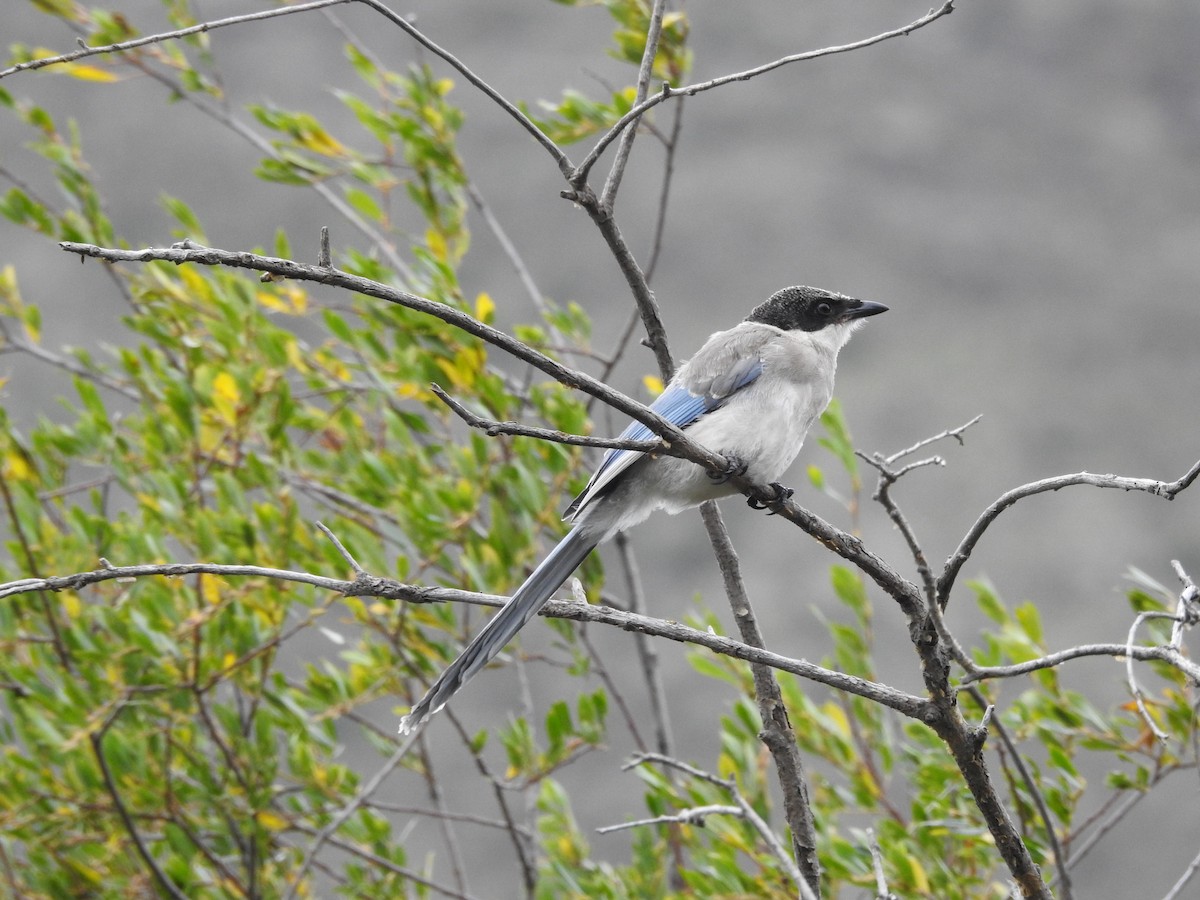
{"left": 816, "top": 302, "right": 833, "bottom": 316}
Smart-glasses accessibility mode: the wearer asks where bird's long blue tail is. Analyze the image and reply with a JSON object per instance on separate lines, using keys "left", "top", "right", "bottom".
{"left": 399, "top": 526, "right": 598, "bottom": 734}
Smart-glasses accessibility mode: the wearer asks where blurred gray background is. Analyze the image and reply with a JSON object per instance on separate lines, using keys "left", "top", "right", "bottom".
{"left": 3, "top": 1, "right": 1199, "bottom": 896}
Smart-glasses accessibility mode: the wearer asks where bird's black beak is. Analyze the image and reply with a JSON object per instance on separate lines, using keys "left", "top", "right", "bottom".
{"left": 844, "top": 299, "right": 889, "bottom": 320}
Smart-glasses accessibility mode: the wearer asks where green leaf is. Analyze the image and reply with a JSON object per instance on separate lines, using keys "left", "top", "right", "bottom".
{"left": 971, "top": 579, "right": 1008, "bottom": 624}
{"left": 817, "top": 398, "right": 858, "bottom": 478}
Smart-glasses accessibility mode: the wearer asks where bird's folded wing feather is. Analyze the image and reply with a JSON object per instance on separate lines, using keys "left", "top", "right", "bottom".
{"left": 563, "top": 331, "right": 769, "bottom": 521}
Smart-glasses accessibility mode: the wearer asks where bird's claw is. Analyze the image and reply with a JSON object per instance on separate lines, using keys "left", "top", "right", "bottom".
{"left": 707, "top": 454, "right": 748, "bottom": 484}
{"left": 747, "top": 482, "right": 793, "bottom": 514}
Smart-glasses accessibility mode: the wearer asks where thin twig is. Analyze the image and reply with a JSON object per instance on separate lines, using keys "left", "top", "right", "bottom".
{"left": 0, "top": 0, "right": 354, "bottom": 80}
{"left": 866, "top": 828, "right": 894, "bottom": 900}
{"left": 1126, "top": 611, "right": 1176, "bottom": 743}
{"left": 963, "top": 642, "right": 1200, "bottom": 686}
{"left": 623, "top": 753, "right": 815, "bottom": 900}
{"left": 285, "top": 737, "right": 416, "bottom": 898}
{"left": 287, "top": 822, "right": 481, "bottom": 900}
{"left": 316, "top": 520, "right": 366, "bottom": 576}
{"left": 352, "top": 0, "right": 570, "bottom": 175}
{"left": 643, "top": 97, "right": 686, "bottom": 283}
{"left": 444, "top": 709, "right": 537, "bottom": 891}
{"left": 614, "top": 532, "right": 674, "bottom": 756}
{"left": 573, "top": 2, "right": 956, "bottom": 183}
{"left": 965, "top": 688, "right": 1073, "bottom": 900}
{"left": 430, "top": 383, "right": 664, "bottom": 453}
{"left": 414, "top": 733, "right": 470, "bottom": 896}
{"left": 465, "top": 181, "right": 549, "bottom": 319}
{"left": 0, "top": 471, "right": 74, "bottom": 673}
{"left": 363, "top": 801, "right": 533, "bottom": 838}
{"left": 577, "top": 625, "right": 649, "bottom": 752}
{"left": 857, "top": 447, "right": 941, "bottom": 605}
{"left": 591, "top": 306, "right": 645, "bottom": 413}
{"left": 938, "top": 459, "right": 1200, "bottom": 608}
{"left": 596, "top": 803, "right": 742, "bottom": 834}
{"left": 875, "top": 415, "right": 982, "bottom": 467}
{"left": 90, "top": 720, "right": 189, "bottom": 900}
{"left": 599, "top": 0, "right": 668, "bottom": 209}
{"left": 1162, "top": 844, "right": 1200, "bottom": 900}
{"left": 0, "top": 318, "right": 139, "bottom": 399}
{"left": 1170, "top": 562, "right": 1199, "bottom": 648}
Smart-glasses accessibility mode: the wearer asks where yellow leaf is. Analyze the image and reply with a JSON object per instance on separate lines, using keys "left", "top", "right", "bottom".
{"left": 197, "top": 420, "right": 227, "bottom": 456}
{"left": 908, "top": 856, "right": 930, "bottom": 893}
{"left": 0, "top": 264, "right": 18, "bottom": 302}
{"left": 258, "top": 283, "right": 308, "bottom": 314}
{"left": 435, "top": 356, "right": 468, "bottom": 389}
{"left": 61, "top": 62, "right": 120, "bottom": 83}
{"left": 255, "top": 810, "right": 289, "bottom": 832}
{"left": 3, "top": 451, "right": 33, "bottom": 481}
{"left": 62, "top": 856, "right": 104, "bottom": 885}
{"left": 284, "top": 283, "right": 308, "bottom": 313}
{"left": 177, "top": 264, "right": 213, "bottom": 302}
{"left": 198, "top": 573, "right": 222, "bottom": 606}
{"left": 475, "top": 291, "right": 495, "bottom": 324}
{"left": 556, "top": 834, "right": 578, "bottom": 863}
{"left": 315, "top": 350, "right": 350, "bottom": 382}
{"left": 61, "top": 592, "right": 81, "bottom": 619}
{"left": 257, "top": 290, "right": 291, "bottom": 314}
{"left": 642, "top": 375, "right": 664, "bottom": 397}
{"left": 822, "top": 701, "right": 851, "bottom": 738}
{"left": 212, "top": 371, "right": 240, "bottom": 424}
{"left": 426, "top": 228, "right": 448, "bottom": 262}
{"left": 298, "top": 128, "right": 346, "bottom": 158}
{"left": 856, "top": 764, "right": 882, "bottom": 799}
{"left": 284, "top": 339, "right": 308, "bottom": 375}
{"left": 394, "top": 381, "right": 423, "bottom": 400}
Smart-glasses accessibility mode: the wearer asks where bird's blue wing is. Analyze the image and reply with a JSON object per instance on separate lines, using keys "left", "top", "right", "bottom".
{"left": 564, "top": 357, "right": 764, "bottom": 520}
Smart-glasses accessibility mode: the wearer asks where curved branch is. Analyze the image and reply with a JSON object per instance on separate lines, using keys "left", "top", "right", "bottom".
{"left": 962, "top": 641, "right": 1200, "bottom": 686}
{"left": 937, "top": 460, "right": 1200, "bottom": 608}
{"left": 573, "top": 1, "right": 956, "bottom": 183}
{"left": 352, "top": 0, "right": 570, "bottom": 175}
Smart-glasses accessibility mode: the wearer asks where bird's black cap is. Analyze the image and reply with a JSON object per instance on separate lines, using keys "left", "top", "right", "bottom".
{"left": 747, "top": 286, "right": 888, "bottom": 332}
